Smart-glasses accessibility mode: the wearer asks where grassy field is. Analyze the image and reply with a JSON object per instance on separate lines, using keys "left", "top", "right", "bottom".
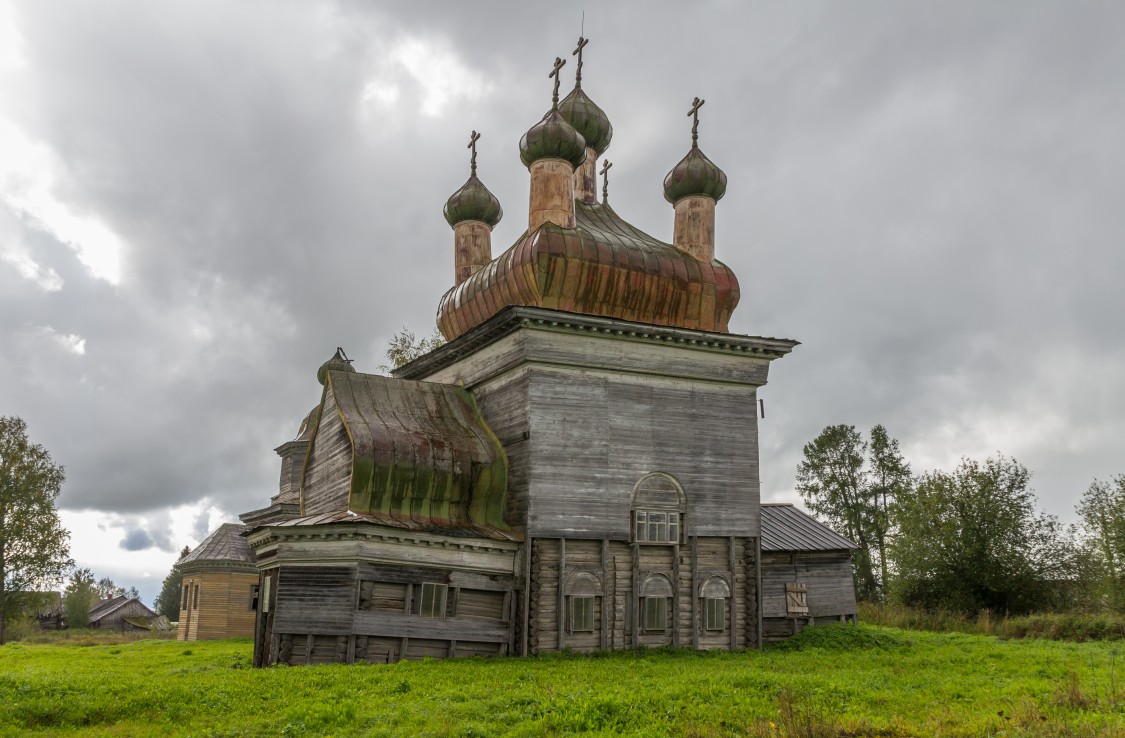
{"left": 1, "top": 624, "right": 1122, "bottom": 737}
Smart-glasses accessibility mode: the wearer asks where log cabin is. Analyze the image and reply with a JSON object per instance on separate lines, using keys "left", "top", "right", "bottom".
{"left": 239, "top": 39, "right": 858, "bottom": 666}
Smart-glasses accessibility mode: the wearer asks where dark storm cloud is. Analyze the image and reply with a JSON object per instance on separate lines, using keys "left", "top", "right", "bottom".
{"left": 1, "top": 0, "right": 1122, "bottom": 539}
{"left": 119, "top": 528, "right": 154, "bottom": 552}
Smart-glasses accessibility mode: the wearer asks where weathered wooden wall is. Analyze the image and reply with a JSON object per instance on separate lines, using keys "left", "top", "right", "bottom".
{"left": 526, "top": 536, "right": 758, "bottom": 654}
{"left": 300, "top": 384, "right": 351, "bottom": 515}
{"left": 92, "top": 599, "right": 154, "bottom": 631}
{"left": 761, "top": 550, "right": 857, "bottom": 642}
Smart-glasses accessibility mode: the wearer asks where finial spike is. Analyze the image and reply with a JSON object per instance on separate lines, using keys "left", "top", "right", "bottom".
{"left": 468, "top": 130, "right": 481, "bottom": 176}
{"left": 600, "top": 159, "right": 613, "bottom": 203}
{"left": 688, "top": 97, "right": 705, "bottom": 147}
{"left": 573, "top": 36, "right": 589, "bottom": 88}
{"left": 548, "top": 57, "right": 566, "bottom": 108}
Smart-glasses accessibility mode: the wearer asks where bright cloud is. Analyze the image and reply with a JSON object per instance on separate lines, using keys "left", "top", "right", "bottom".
{"left": 363, "top": 36, "right": 492, "bottom": 117}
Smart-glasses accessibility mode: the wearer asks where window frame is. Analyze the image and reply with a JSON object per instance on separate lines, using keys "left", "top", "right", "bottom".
{"left": 704, "top": 597, "right": 726, "bottom": 631}
{"left": 192, "top": 583, "right": 200, "bottom": 610}
{"left": 643, "top": 596, "right": 668, "bottom": 632}
{"left": 418, "top": 582, "right": 448, "bottom": 619}
{"left": 633, "top": 510, "right": 682, "bottom": 544}
{"left": 570, "top": 595, "right": 595, "bottom": 633}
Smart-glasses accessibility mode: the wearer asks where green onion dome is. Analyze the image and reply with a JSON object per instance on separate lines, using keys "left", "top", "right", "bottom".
{"left": 663, "top": 146, "right": 727, "bottom": 204}
{"left": 558, "top": 87, "right": 613, "bottom": 156}
{"left": 443, "top": 175, "right": 503, "bottom": 228}
{"left": 519, "top": 108, "right": 587, "bottom": 169}
{"left": 317, "top": 347, "right": 355, "bottom": 385}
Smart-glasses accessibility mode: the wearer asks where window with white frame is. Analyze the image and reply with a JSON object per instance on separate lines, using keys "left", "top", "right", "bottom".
{"left": 700, "top": 576, "right": 731, "bottom": 633}
{"left": 418, "top": 582, "right": 448, "bottom": 619}
{"left": 571, "top": 595, "right": 595, "bottom": 632}
{"left": 631, "top": 473, "right": 686, "bottom": 544}
{"left": 565, "top": 570, "right": 602, "bottom": 634}
{"left": 639, "top": 573, "right": 674, "bottom": 633}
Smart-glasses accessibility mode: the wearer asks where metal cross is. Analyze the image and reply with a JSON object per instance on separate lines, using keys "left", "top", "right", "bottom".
{"left": 572, "top": 36, "right": 588, "bottom": 88}
{"left": 468, "top": 130, "right": 481, "bottom": 176}
{"left": 549, "top": 57, "right": 567, "bottom": 107}
{"left": 688, "top": 97, "right": 705, "bottom": 146}
{"left": 600, "top": 159, "right": 613, "bottom": 203}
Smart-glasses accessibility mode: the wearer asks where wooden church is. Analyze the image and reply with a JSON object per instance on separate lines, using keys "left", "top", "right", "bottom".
{"left": 237, "top": 39, "right": 857, "bottom": 666}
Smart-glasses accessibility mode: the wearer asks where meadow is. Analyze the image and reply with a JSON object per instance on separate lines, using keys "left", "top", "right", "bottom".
{"left": 0, "top": 624, "right": 1122, "bottom": 737}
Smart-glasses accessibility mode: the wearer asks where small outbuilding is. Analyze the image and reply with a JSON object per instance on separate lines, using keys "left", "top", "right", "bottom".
{"left": 760, "top": 503, "right": 859, "bottom": 642}
{"left": 177, "top": 523, "right": 258, "bottom": 640}
{"left": 89, "top": 595, "right": 157, "bottom": 631}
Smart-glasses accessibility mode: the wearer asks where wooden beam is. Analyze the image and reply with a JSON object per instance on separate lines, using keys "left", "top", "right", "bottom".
{"left": 600, "top": 539, "right": 609, "bottom": 651}
{"left": 557, "top": 538, "right": 566, "bottom": 651}
{"left": 690, "top": 536, "right": 699, "bottom": 650}
{"left": 729, "top": 536, "right": 737, "bottom": 652}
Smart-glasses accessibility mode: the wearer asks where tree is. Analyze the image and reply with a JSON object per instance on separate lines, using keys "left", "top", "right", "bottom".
{"left": 96, "top": 577, "right": 122, "bottom": 600}
{"left": 0, "top": 416, "right": 72, "bottom": 644}
{"left": 795, "top": 424, "right": 910, "bottom": 601}
{"left": 382, "top": 326, "right": 445, "bottom": 371}
{"left": 1075, "top": 475, "right": 1125, "bottom": 609}
{"left": 154, "top": 546, "right": 191, "bottom": 619}
{"left": 889, "top": 455, "right": 1067, "bottom": 615}
{"left": 63, "top": 567, "right": 97, "bottom": 628}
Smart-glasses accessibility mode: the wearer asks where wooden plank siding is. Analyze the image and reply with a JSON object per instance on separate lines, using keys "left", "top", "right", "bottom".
{"left": 178, "top": 571, "right": 257, "bottom": 640}
{"left": 299, "top": 384, "right": 352, "bottom": 516}
{"left": 761, "top": 550, "right": 857, "bottom": 642}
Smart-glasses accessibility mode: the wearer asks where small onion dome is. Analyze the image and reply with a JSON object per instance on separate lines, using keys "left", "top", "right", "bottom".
{"left": 558, "top": 87, "right": 613, "bottom": 156}
{"left": 443, "top": 175, "right": 503, "bottom": 228}
{"left": 316, "top": 347, "right": 355, "bottom": 385}
{"left": 663, "top": 146, "right": 727, "bottom": 204}
{"left": 519, "top": 109, "right": 587, "bottom": 169}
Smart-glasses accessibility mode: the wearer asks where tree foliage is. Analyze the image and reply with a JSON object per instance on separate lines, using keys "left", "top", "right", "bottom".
{"left": 382, "top": 326, "right": 445, "bottom": 371}
{"left": 0, "top": 416, "right": 72, "bottom": 644}
{"left": 890, "top": 455, "right": 1068, "bottom": 615}
{"left": 1075, "top": 475, "right": 1125, "bottom": 609}
{"left": 154, "top": 546, "right": 191, "bottom": 620}
{"left": 63, "top": 567, "right": 97, "bottom": 629}
{"left": 795, "top": 424, "right": 910, "bottom": 601}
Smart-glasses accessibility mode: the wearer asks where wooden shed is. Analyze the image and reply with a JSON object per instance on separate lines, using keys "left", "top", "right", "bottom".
{"left": 177, "top": 523, "right": 258, "bottom": 640}
{"left": 89, "top": 596, "right": 157, "bottom": 631}
{"left": 760, "top": 504, "right": 859, "bottom": 642}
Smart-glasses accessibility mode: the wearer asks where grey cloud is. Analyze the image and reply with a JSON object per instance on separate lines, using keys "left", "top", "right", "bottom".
{"left": 1, "top": 0, "right": 1122, "bottom": 533}
{"left": 119, "top": 528, "right": 154, "bottom": 552}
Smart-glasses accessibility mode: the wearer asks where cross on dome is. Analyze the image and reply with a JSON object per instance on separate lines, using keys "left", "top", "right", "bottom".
{"left": 549, "top": 57, "right": 567, "bottom": 107}
{"left": 600, "top": 159, "right": 612, "bottom": 203}
{"left": 688, "top": 97, "right": 705, "bottom": 147}
{"left": 468, "top": 130, "right": 481, "bottom": 176}
{"left": 572, "top": 36, "right": 588, "bottom": 87}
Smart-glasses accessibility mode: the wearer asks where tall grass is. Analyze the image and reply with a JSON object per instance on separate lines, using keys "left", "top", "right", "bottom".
{"left": 859, "top": 602, "right": 1125, "bottom": 641}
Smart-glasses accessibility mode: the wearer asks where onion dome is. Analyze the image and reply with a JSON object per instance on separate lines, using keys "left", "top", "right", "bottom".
{"left": 519, "top": 108, "right": 587, "bottom": 168}
{"left": 559, "top": 87, "right": 613, "bottom": 156}
{"left": 317, "top": 347, "right": 355, "bottom": 385}
{"left": 444, "top": 175, "right": 502, "bottom": 228}
{"left": 663, "top": 146, "right": 727, "bottom": 203}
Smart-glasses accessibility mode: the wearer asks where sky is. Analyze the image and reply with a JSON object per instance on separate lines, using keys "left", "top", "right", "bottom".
{"left": 1, "top": 1, "right": 1122, "bottom": 605}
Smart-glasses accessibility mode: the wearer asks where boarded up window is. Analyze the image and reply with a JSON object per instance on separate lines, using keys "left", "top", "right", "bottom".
{"left": 358, "top": 581, "right": 409, "bottom": 612}
{"left": 785, "top": 583, "right": 809, "bottom": 616}
{"left": 458, "top": 589, "right": 505, "bottom": 621}
{"left": 570, "top": 595, "right": 595, "bottom": 632}
{"left": 644, "top": 597, "right": 668, "bottom": 631}
{"left": 418, "top": 582, "right": 447, "bottom": 619}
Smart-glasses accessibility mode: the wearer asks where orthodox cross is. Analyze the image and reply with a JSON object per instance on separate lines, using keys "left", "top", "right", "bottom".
{"left": 600, "top": 159, "right": 613, "bottom": 203}
{"left": 549, "top": 57, "right": 566, "bottom": 107}
{"left": 688, "top": 96, "right": 705, "bottom": 147}
{"left": 572, "top": 36, "right": 588, "bottom": 87}
{"left": 468, "top": 130, "right": 480, "bottom": 176}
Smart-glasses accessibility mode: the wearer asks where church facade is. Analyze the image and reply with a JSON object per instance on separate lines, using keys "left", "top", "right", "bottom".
{"left": 237, "top": 40, "right": 857, "bottom": 666}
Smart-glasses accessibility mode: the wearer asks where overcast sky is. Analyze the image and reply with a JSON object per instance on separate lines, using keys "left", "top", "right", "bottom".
{"left": 2, "top": 1, "right": 1122, "bottom": 604}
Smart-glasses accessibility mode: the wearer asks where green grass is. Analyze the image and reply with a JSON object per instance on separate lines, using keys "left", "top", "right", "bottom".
{"left": 860, "top": 603, "right": 1125, "bottom": 642}
{"left": 1, "top": 624, "right": 1123, "bottom": 736}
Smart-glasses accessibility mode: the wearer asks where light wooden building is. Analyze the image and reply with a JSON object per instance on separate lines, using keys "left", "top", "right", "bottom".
{"left": 177, "top": 523, "right": 257, "bottom": 640}
{"left": 243, "top": 39, "right": 855, "bottom": 666}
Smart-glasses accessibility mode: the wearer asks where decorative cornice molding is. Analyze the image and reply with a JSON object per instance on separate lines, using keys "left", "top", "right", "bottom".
{"left": 395, "top": 306, "right": 799, "bottom": 381}
{"left": 247, "top": 521, "right": 521, "bottom": 555}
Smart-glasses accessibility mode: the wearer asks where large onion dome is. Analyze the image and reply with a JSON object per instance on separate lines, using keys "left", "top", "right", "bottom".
{"left": 317, "top": 347, "right": 355, "bottom": 385}
{"left": 558, "top": 87, "right": 613, "bottom": 156}
{"left": 663, "top": 146, "right": 727, "bottom": 204}
{"left": 443, "top": 175, "right": 502, "bottom": 228}
{"left": 519, "top": 108, "right": 587, "bottom": 169}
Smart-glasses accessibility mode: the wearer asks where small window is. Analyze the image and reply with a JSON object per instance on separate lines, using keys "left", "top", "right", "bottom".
{"left": 644, "top": 596, "right": 668, "bottom": 631}
{"left": 418, "top": 582, "right": 448, "bottom": 619}
{"left": 704, "top": 598, "right": 725, "bottom": 631}
{"left": 181, "top": 584, "right": 189, "bottom": 611}
{"left": 250, "top": 584, "right": 260, "bottom": 611}
{"left": 570, "top": 596, "right": 595, "bottom": 632}
{"left": 193, "top": 584, "right": 200, "bottom": 610}
{"left": 634, "top": 511, "right": 680, "bottom": 543}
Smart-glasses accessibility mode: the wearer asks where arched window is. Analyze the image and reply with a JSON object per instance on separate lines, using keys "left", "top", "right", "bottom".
{"left": 699, "top": 576, "right": 730, "bottom": 632}
{"left": 632, "top": 473, "right": 686, "bottom": 544}
{"left": 639, "top": 573, "right": 674, "bottom": 632}
{"left": 565, "top": 571, "right": 602, "bottom": 634}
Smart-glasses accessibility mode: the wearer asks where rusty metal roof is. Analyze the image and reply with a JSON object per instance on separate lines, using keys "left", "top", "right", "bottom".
{"left": 761, "top": 504, "right": 858, "bottom": 552}
{"left": 437, "top": 200, "right": 740, "bottom": 341}
{"left": 179, "top": 523, "right": 254, "bottom": 564}
{"left": 316, "top": 371, "right": 510, "bottom": 532}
